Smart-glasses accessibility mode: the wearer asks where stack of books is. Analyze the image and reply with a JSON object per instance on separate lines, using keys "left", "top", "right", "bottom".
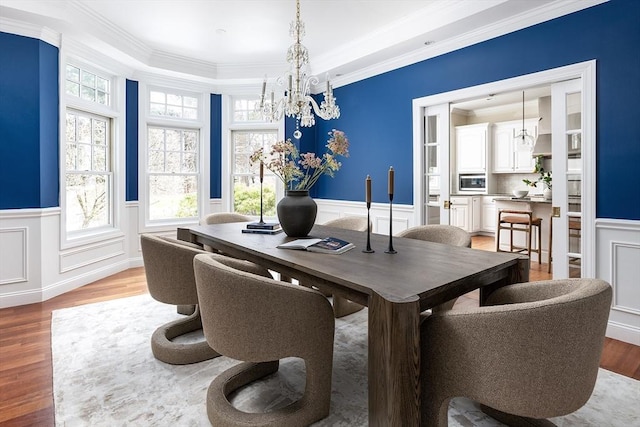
{"left": 241, "top": 222, "right": 283, "bottom": 234}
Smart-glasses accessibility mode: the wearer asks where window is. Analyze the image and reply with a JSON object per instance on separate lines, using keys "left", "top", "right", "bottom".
{"left": 65, "top": 64, "right": 110, "bottom": 106}
{"left": 65, "top": 110, "right": 112, "bottom": 232}
{"left": 232, "top": 98, "right": 263, "bottom": 122}
{"left": 231, "top": 130, "right": 278, "bottom": 216}
{"left": 149, "top": 90, "right": 198, "bottom": 120}
{"left": 147, "top": 126, "right": 199, "bottom": 220}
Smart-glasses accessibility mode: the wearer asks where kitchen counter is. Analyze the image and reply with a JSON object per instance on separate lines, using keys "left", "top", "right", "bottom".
{"left": 492, "top": 196, "right": 551, "bottom": 204}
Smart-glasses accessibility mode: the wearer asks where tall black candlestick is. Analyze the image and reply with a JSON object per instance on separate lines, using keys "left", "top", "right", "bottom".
{"left": 385, "top": 193, "right": 396, "bottom": 254}
{"left": 258, "top": 162, "right": 265, "bottom": 224}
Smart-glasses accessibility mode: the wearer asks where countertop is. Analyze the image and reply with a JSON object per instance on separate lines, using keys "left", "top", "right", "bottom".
{"left": 492, "top": 196, "right": 552, "bottom": 204}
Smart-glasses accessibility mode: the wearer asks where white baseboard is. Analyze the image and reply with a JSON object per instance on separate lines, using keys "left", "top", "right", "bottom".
{"left": 607, "top": 321, "right": 640, "bottom": 346}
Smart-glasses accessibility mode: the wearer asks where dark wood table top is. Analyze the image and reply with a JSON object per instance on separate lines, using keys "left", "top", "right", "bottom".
{"left": 183, "top": 222, "right": 524, "bottom": 311}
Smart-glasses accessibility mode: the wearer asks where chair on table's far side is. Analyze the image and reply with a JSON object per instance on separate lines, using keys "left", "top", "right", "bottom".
{"left": 322, "top": 216, "right": 370, "bottom": 318}
{"left": 140, "top": 234, "right": 220, "bottom": 365}
{"left": 397, "top": 224, "right": 472, "bottom": 311}
{"left": 199, "top": 212, "right": 251, "bottom": 252}
{"left": 420, "top": 278, "right": 612, "bottom": 426}
{"left": 194, "top": 253, "right": 335, "bottom": 427}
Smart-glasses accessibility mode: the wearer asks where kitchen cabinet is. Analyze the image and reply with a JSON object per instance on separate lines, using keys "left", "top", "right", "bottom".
{"left": 481, "top": 196, "right": 496, "bottom": 233}
{"left": 492, "top": 119, "right": 538, "bottom": 173}
{"left": 456, "top": 123, "right": 489, "bottom": 173}
{"left": 450, "top": 196, "right": 482, "bottom": 233}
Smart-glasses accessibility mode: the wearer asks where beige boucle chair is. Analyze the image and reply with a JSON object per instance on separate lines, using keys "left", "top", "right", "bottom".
{"left": 140, "top": 234, "right": 221, "bottom": 365}
{"left": 200, "top": 212, "right": 251, "bottom": 252}
{"left": 397, "top": 224, "right": 472, "bottom": 248}
{"left": 194, "top": 253, "right": 335, "bottom": 427}
{"left": 323, "top": 217, "right": 370, "bottom": 318}
{"left": 398, "top": 224, "right": 471, "bottom": 311}
{"left": 420, "top": 278, "right": 612, "bottom": 426}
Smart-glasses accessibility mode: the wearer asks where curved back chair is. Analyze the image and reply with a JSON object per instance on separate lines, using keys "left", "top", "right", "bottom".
{"left": 398, "top": 224, "right": 471, "bottom": 311}
{"left": 420, "top": 278, "right": 612, "bottom": 426}
{"left": 194, "top": 253, "right": 335, "bottom": 427}
{"left": 200, "top": 212, "right": 251, "bottom": 252}
{"left": 322, "top": 217, "right": 370, "bottom": 318}
{"left": 397, "top": 224, "right": 471, "bottom": 248}
{"left": 140, "top": 234, "right": 220, "bottom": 365}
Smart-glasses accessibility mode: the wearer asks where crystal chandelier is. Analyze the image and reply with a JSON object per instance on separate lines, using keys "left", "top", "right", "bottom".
{"left": 258, "top": 0, "right": 340, "bottom": 139}
{"left": 514, "top": 90, "right": 535, "bottom": 152}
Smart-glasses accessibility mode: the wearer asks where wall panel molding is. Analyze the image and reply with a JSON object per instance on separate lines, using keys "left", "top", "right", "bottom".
{"left": 59, "top": 237, "right": 126, "bottom": 273}
{"left": 0, "top": 227, "right": 28, "bottom": 285}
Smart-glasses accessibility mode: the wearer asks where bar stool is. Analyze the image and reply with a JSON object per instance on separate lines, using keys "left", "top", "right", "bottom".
{"left": 496, "top": 209, "right": 543, "bottom": 264}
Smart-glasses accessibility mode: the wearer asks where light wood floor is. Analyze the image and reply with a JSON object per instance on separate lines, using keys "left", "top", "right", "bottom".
{"left": 1, "top": 237, "right": 638, "bottom": 426}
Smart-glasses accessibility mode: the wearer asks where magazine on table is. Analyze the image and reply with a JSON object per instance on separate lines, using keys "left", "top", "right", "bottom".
{"left": 277, "top": 237, "right": 355, "bottom": 254}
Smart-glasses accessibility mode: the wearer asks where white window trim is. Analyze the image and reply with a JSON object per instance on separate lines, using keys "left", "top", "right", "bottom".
{"left": 222, "top": 94, "right": 283, "bottom": 213}
{"left": 138, "top": 81, "right": 210, "bottom": 232}
{"left": 59, "top": 54, "right": 125, "bottom": 250}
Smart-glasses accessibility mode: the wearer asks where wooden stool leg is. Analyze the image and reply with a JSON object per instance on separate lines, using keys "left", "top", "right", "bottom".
{"left": 537, "top": 221, "right": 542, "bottom": 264}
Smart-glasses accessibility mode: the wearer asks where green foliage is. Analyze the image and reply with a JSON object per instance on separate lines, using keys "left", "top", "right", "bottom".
{"left": 523, "top": 155, "right": 552, "bottom": 190}
{"left": 176, "top": 193, "right": 198, "bottom": 218}
{"left": 234, "top": 184, "right": 276, "bottom": 216}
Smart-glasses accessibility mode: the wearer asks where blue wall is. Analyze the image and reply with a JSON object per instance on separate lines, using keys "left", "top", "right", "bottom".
{"left": 125, "top": 79, "right": 139, "bottom": 201}
{"left": 314, "top": 0, "right": 640, "bottom": 220}
{"left": 210, "top": 94, "right": 222, "bottom": 199}
{"left": 0, "top": 32, "right": 59, "bottom": 209}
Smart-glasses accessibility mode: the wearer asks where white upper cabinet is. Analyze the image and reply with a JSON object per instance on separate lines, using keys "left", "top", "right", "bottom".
{"left": 492, "top": 119, "right": 538, "bottom": 173}
{"left": 456, "top": 123, "right": 489, "bottom": 173}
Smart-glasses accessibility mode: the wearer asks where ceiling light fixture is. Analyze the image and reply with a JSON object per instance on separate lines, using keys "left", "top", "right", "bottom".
{"left": 514, "top": 91, "right": 535, "bottom": 152}
{"left": 257, "top": 0, "right": 340, "bottom": 139}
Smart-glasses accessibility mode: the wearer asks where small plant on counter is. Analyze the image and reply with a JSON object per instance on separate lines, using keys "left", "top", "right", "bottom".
{"left": 523, "top": 155, "right": 552, "bottom": 190}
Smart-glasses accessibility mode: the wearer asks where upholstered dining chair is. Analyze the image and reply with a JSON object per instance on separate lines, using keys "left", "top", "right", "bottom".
{"left": 397, "top": 224, "right": 472, "bottom": 248}
{"left": 140, "top": 234, "right": 221, "bottom": 365}
{"left": 398, "top": 224, "right": 472, "bottom": 311}
{"left": 193, "top": 253, "right": 335, "bottom": 427}
{"left": 199, "top": 212, "right": 251, "bottom": 252}
{"left": 420, "top": 278, "right": 612, "bottom": 426}
{"left": 323, "top": 216, "right": 370, "bottom": 318}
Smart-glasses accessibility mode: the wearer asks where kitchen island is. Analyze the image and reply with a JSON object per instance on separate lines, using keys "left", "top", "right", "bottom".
{"left": 493, "top": 196, "right": 552, "bottom": 264}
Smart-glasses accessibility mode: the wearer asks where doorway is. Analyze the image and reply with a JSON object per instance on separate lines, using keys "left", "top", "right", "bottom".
{"left": 412, "top": 60, "right": 596, "bottom": 279}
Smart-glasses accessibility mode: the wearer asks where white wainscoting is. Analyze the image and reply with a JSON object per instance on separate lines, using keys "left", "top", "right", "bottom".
{"left": 597, "top": 219, "right": 640, "bottom": 346}
{"left": 1, "top": 202, "right": 639, "bottom": 346}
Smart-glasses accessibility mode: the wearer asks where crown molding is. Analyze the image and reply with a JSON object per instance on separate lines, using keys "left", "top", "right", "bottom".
{"left": 0, "top": 16, "right": 60, "bottom": 47}
{"left": 330, "top": 0, "right": 608, "bottom": 89}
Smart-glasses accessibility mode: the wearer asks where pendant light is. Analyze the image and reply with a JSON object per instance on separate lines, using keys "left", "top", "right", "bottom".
{"left": 515, "top": 91, "right": 535, "bottom": 151}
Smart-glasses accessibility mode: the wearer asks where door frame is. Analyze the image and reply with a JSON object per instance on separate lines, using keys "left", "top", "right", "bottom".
{"left": 412, "top": 60, "right": 596, "bottom": 277}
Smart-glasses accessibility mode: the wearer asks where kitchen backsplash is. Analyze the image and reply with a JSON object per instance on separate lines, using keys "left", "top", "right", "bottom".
{"left": 494, "top": 173, "right": 543, "bottom": 194}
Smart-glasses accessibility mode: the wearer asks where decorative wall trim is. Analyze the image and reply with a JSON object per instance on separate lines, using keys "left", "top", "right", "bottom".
{"left": 596, "top": 218, "right": 640, "bottom": 346}
{"left": 0, "top": 207, "right": 60, "bottom": 219}
{"left": 0, "top": 16, "right": 60, "bottom": 47}
{"left": 59, "top": 237, "right": 126, "bottom": 273}
{"left": 0, "top": 227, "right": 28, "bottom": 285}
{"left": 315, "top": 199, "right": 414, "bottom": 234}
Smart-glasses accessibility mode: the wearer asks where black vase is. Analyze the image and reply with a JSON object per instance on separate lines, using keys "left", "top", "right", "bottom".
{"left": 277, "top": 190, "right": 317, "bottom": 237}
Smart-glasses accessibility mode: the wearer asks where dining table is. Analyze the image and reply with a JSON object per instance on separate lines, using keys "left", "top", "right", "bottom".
{"left": 178, "top": 222, "right": 529, "bottom": 426}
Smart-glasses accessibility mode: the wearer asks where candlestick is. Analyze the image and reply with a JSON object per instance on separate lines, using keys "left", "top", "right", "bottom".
{"left": 258, "top": 162, "right": 265, "bottom": 224}
{"left": 385, "top": 188, "right": 396, "bottom": 254}
{"left": 363, "top": 175, "right": 374, "bottom": 253}
{"left": 365, "top": 175, "right": 371, "bottom": 204}
{"left": 388, "top": 166, "right": 394, "bottom": 196}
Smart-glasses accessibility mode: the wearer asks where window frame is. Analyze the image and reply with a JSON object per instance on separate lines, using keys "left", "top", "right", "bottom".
{"left": 223, "top": 95, "right": 283, "bottom": 214}
{"left": 60, "top": 57, "right": 124, "bottom": 249}
{"left": 139, "top": 83, "right": 209, "bottom": 231}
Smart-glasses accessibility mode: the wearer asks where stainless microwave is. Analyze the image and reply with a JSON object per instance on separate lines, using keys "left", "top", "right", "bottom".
{"left": 459, "top": 174, "right": 486, "bottom": 192}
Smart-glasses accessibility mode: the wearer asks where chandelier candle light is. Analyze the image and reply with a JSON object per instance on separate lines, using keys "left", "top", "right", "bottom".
{"left": 258, "top": 0, "right": 340, "bottom": 138}
{"left": 385, "top": 167, "right": 397, "bottom": 254}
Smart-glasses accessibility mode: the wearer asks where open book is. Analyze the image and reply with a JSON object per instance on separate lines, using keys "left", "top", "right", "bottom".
{"left": 277, "top": 237, "right": 355, "bottom": 254}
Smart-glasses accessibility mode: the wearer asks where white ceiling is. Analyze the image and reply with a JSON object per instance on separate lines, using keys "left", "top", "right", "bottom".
{"left": 0, "top": 0, "right": 604, "bottom": 87}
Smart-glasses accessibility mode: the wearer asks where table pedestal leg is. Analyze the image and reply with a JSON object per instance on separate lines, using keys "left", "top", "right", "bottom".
{"left": 368, "top": 292, "right": 421, "bottom": 426}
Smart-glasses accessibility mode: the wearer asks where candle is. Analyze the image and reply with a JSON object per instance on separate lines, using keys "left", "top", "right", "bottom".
{"left": 326, "top": 76, "right": 330, "bottom": 96}
{"left": 261, "top": 78, "right": 266, "bottom": 98}
{"left": 288, "top": 75, "right": 292, "bottom": 94}
{"left": 365, "top": 175, "right": 371, "bottom": 204}
{"left": 259, "top": 161, "right": 264, "bottom": 182}
{"left": 388, "top": 166, "right": 394, "bottom": 196}
{"left": 270, "top": 91, "right": 274, "bottom": 105}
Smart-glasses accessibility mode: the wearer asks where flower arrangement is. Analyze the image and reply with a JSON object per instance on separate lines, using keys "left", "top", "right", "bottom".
{"left": 250, "top": 129, "right": 349, "bottom": 191}
{"left": 523, "top": 155, "right": 552, "bottom": 190}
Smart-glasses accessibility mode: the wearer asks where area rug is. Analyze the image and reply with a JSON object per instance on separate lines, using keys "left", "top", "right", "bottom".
{"left": 52, "top": 294, "right": 639, "bottom": 426}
